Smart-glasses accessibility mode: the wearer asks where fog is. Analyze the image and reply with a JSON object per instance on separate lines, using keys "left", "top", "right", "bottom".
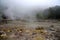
{"left": 0, "top": 0, "right": 60, "bottom": 21}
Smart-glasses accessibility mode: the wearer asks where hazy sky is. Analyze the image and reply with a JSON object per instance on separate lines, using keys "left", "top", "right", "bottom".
{"left": 1, "top": 0, "right": 60, "bottom": 7}
{"left": 0, "top": 0, "right": 60, "bottom": 20}
{"left": 0, "top": 0, "right": 60, "bottom": 11}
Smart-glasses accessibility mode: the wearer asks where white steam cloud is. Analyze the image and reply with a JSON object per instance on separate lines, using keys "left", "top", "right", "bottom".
{"left": 0, "top": 0, "right": 60, "bottom": 21}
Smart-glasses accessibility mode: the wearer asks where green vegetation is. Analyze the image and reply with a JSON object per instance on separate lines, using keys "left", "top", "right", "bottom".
{"left": 36, "top": 6, "right": 60, "bottom": 21}
{"left": 47, "top": 6, "right": 60, "bottom": 19}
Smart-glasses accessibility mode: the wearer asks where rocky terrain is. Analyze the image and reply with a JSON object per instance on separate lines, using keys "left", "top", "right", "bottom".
{"left": 0, "top": 20, "right": 60, "bottom": 40}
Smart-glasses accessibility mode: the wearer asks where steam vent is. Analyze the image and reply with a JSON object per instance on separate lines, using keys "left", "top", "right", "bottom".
{"left": 0, "top": 0, "right": 60, "bottom": 40}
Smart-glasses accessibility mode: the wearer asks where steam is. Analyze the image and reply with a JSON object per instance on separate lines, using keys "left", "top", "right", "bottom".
{"left": 0, "top": 0, "right": 60, "bottom": 21}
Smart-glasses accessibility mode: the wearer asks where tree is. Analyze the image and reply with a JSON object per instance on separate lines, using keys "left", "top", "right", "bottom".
{"left": 48, "top": 6, "right": 60, "bottom": 19}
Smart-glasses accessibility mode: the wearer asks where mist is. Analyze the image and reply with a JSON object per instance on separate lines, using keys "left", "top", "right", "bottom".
{"left": 0, "top": 0, "right": 60, "bottom": 21}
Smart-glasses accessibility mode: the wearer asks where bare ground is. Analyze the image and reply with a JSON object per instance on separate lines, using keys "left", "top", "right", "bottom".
{"left": 0, "top": 20, "right": 60, "bottom": 40}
